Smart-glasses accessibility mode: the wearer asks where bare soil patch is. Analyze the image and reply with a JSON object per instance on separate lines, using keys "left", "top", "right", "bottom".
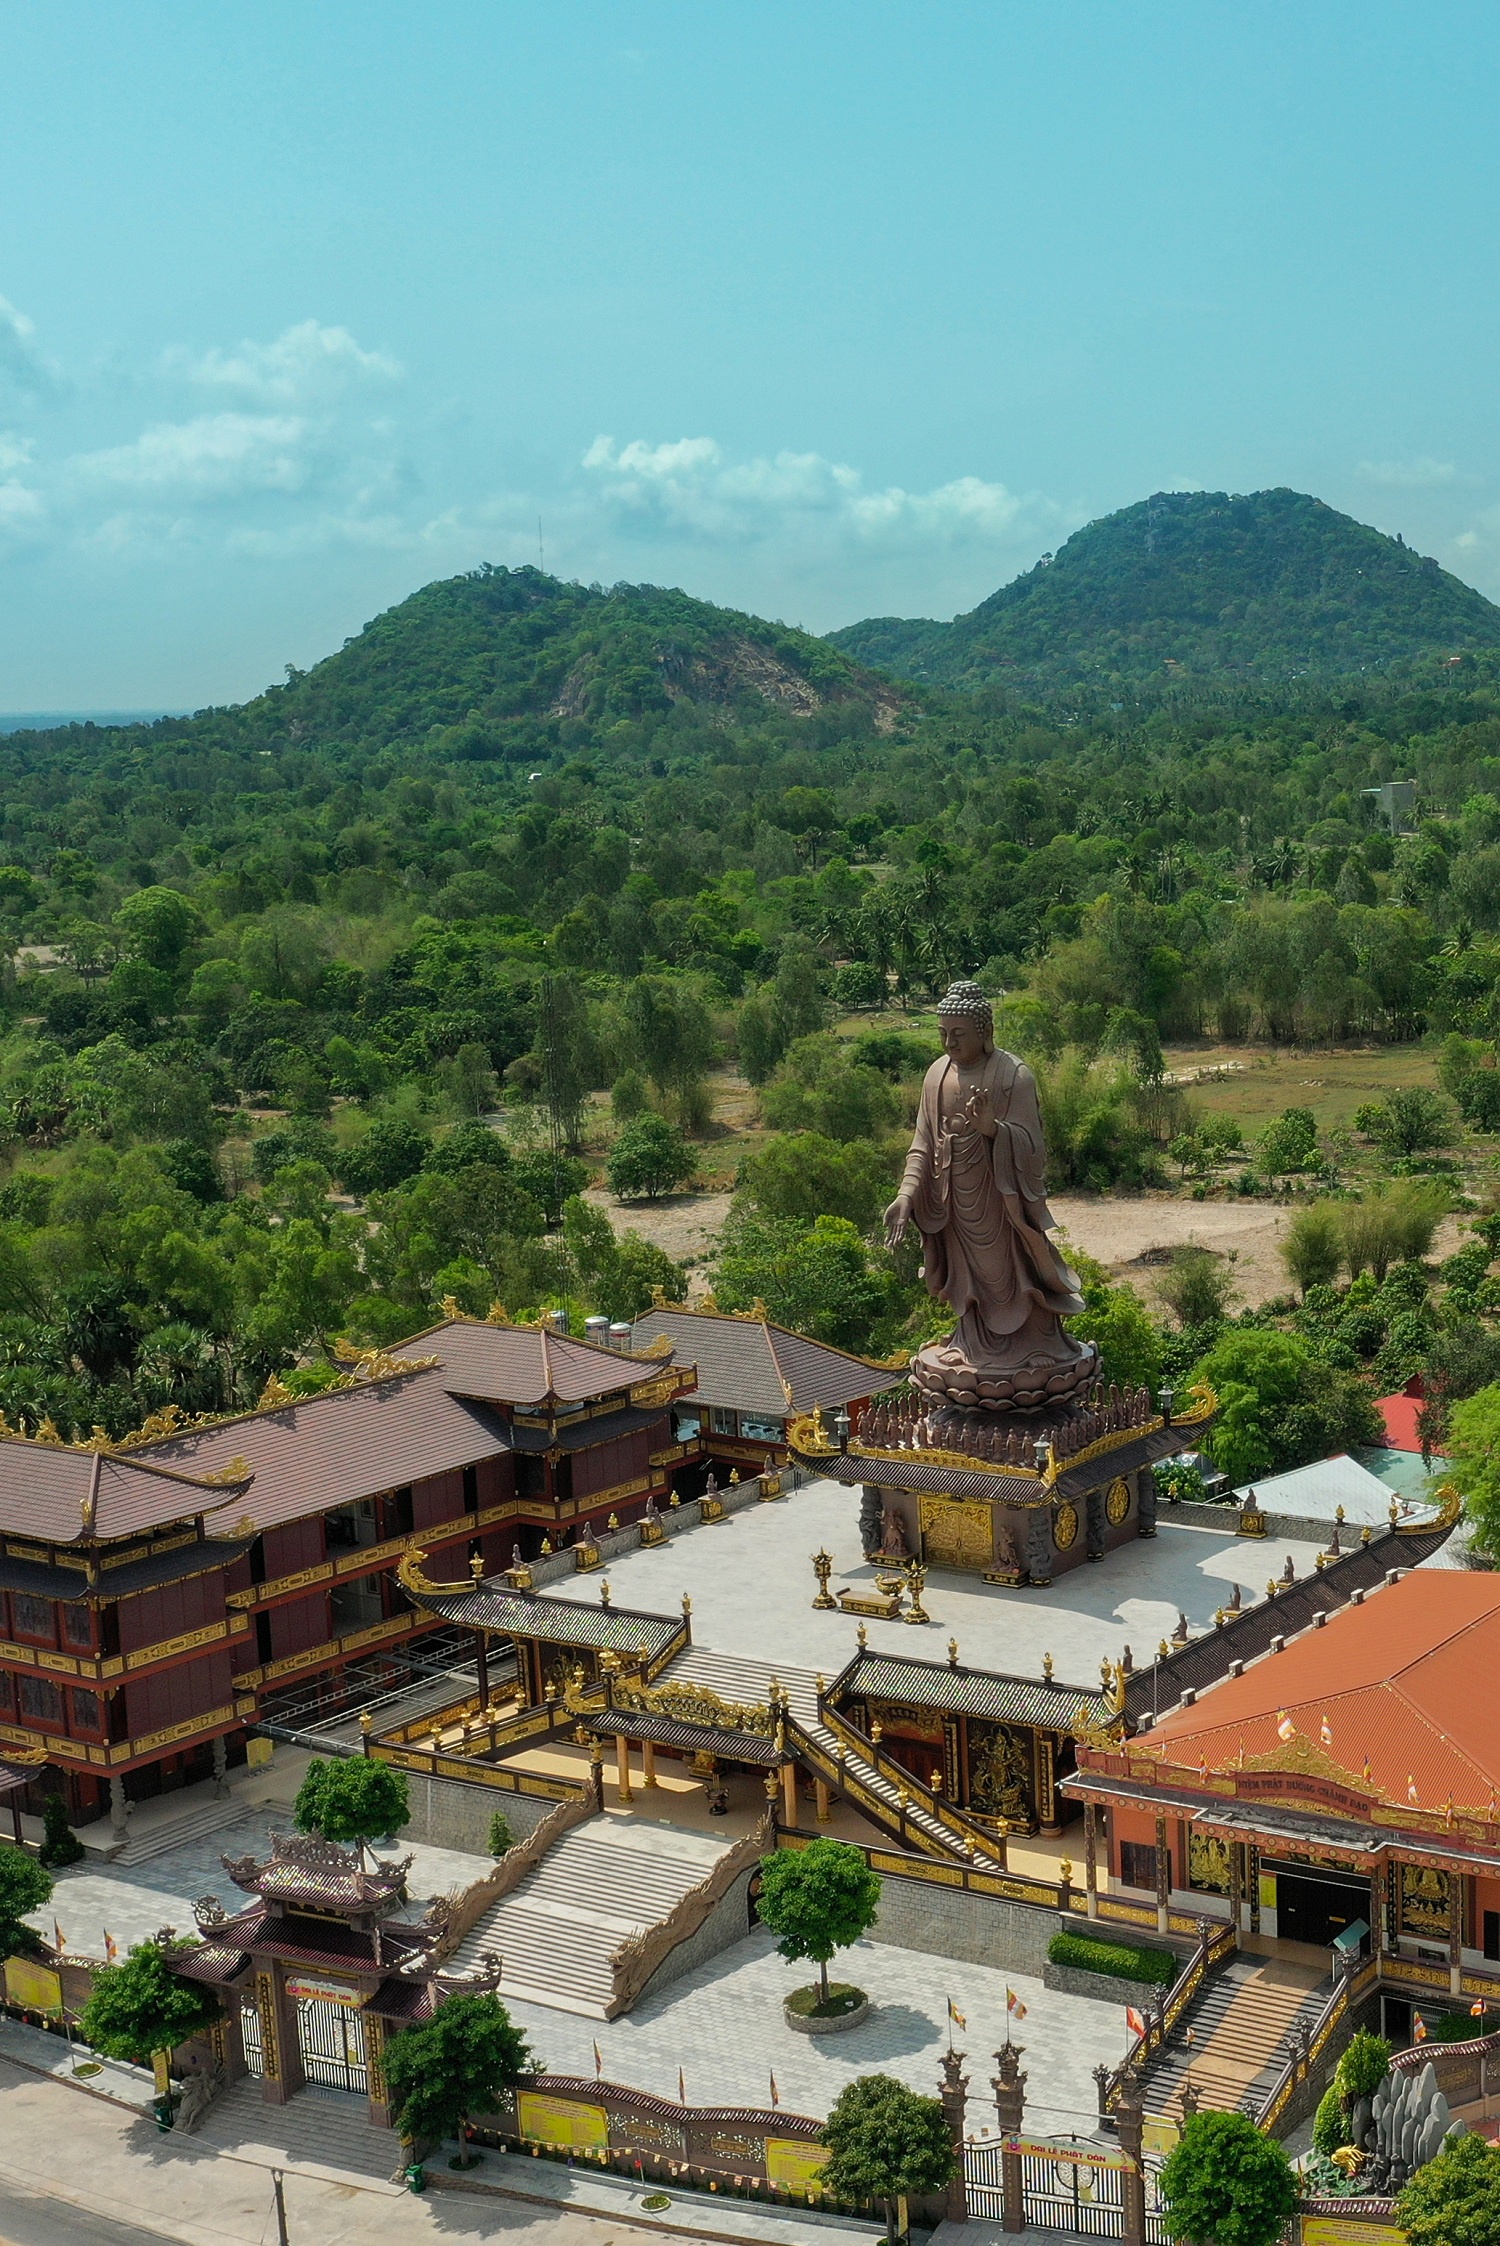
{"left": 583, "top": 1186, "right": 734, "bottom": 1291}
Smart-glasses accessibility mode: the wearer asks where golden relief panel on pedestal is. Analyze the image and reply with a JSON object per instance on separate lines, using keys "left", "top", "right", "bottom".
{"left": 1399, "top": 1864, "right": 1452, "bottom": 1940}
{"left": 918, "top": 1495, "right": 994, "bottom": 1573}
{"left": 1105, "top": 1477, "right": 1131, "bottom": 1526}
{"left": 1053, "top": 1502, "right": 1079, "bottom": 1552}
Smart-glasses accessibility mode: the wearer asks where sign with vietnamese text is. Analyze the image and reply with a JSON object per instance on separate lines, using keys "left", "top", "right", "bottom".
{"left": 286, "top": 1975, "right": 362, "bottom": 2007}
{"left": 766, "top": 2138, "right": 828, "bottom": 2188}
{"left": 4, "top": 1956, "right": 62, "bottom": 2013}
{"left": 517, "top": 2091, "right": 609, "bottom": 2150}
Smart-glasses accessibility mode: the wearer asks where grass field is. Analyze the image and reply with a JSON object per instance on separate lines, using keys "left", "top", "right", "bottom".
{"left": 1166, "top": 1042, "right": 1442, "bottom": 1133}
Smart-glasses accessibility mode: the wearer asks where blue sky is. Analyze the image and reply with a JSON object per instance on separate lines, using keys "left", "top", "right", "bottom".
{"left": 1, "top": 0, "right": 1497, "bottom": 705}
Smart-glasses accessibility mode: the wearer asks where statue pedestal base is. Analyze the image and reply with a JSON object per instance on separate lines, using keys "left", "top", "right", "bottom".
{"left": 911, "top": 1335, "right": 1099, "bottom": 1415}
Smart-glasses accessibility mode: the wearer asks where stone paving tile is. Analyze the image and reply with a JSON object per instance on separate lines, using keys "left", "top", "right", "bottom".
{"left": 25, "top": 1812, "right": 492, "bottom": 1957}
{"left": 506, "top": 1925, "right": 1130, "bottom": 2136}
{"left": 548, "top": 1477, "right": 1328, "bottom": 1691}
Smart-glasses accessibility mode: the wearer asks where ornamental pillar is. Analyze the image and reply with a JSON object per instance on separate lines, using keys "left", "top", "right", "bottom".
{"left": 781, "top": 1761, "right": 799, "bottom": 1825}
{"left": 1084, "top": 1802, "right": 1100, "bottom": 1919}
{"left": 212, "top": 1735, "right": 228, "bottom": 1797}
{"left": 938, "top": 2046, "right": 968, "bottom": 2223}
{"left": 1451, "top": 1874, "right": 1465, "bottom": 1999}
{"left": 991, "top": 2042, "right": 1027, "bottom": 2234}
{"left": 641, "top": 1741, "right": 657, "bottom": 1788}
{"left": 815, "top": 1778, "right": 832, "bottom": 1824}
{"left": 109, "top": 1776, "right": 128, "bottom": 1843}
{"left": 1155, "top": 1815, "right": 1171, "bottom": 1935}
{"left": 615, "top": 1735, "right": 633, "bottom": 1804}
{"left": 1114, "top": 2074, "right": 1147, "bottom": 2246}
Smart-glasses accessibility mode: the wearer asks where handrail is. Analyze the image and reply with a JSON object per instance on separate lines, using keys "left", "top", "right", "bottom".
{"left": 1101, "top": 1917, "right": 1234, "bottom": 2112}
{"left": 795, "top": 1704, "right": 1009, "bottom": 1867}
{"left": 605, "top": 1808, "right": 774, "bottom": 2016}
{"left": 429, "top": 1771, "right": 605, "bottom": 1961}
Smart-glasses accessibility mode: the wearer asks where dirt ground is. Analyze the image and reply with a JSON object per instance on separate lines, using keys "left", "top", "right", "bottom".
{"left": 583, "top": 1185, "right": 734, "bottom": 1289}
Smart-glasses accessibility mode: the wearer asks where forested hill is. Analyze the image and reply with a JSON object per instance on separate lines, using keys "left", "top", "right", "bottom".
{"left": 828, "top": 488, "right": 1500, "bottom": 690}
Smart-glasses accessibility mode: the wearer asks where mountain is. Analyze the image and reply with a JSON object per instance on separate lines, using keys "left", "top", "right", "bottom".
{"left": 828, "top": 488, "right": 1500, "bottom": 690}
{"left": 255, "top": 566, "right": 902, "bottom": 754}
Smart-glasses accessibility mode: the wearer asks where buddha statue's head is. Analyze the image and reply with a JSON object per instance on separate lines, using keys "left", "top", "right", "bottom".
{"left": 937, "top": 979, "right": 994, "bottom": 1063}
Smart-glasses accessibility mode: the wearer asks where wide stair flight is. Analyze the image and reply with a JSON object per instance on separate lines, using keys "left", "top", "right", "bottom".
{"left": 1142, "top": 1956, "right": 1329, "bottom": 2120}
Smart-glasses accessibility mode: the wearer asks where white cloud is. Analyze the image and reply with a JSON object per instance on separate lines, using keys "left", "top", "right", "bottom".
{"left": 71, "top": 413, "right": 311, "bottom": 498}
{"left": 0, "top": 431, "right": 32, "bottom": 475}
{"left": 0, "top": 295, "right": 58, "bottom": 399}
{"left": 579, "top": 434, "right": 1059, "bottom": 554}
{"left": 176, "top": 320, "right": 401, "bottom": 405}
{"left": 1358, "top": 456, "right": 1456, "bottom": 488}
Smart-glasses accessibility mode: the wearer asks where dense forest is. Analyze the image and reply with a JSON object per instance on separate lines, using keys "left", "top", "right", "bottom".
{"left": 1, "top": 506, "right": 1500, "bottom": 1482}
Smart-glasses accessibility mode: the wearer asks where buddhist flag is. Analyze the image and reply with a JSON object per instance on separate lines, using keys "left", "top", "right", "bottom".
{"left": 103, "top": 1929, "right": 118, "bottom": 1964}
{"left": 1409, "top": 1776, "right": 1420, "bottom": 1804}
{"left": 1126, "top": 2005, "right": 1147, "bottom": 2038}
{"left": 948, "top": 1997, "right": 967, "bottom": 2029}
{"left": 770, "top": 2072, "right": 780, "bottom": 2106}
{"left": 1472, "top": 2000, "right": 1488, "bottom": 2018}
{"left": 1006, "top": 1987, "right": 1027, "bottom": 2020}
{"left": 1276, "top": 1710, "right": 1295, "bottom": 1742}
{"left": 1320, "top": 1715, "right": 1333, "bottom": 1748}
{"left": 678, "top": 2067, "right": 686, "bottom": 2104}
{"left": 1414, "top": 2015, "right": 1428, "bottom": 2042}
{"left": 52, "top": 1919, "right": 66, "bottom": 1954}
{"left": 593, "top": 2040, "right": 603, "bottom": 2078}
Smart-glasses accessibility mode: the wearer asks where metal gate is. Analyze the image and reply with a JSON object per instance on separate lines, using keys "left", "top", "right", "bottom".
{"left": 295, "top": 1996, "right": 367, "bottom": 2093}
{"left": 965, "top": 2138, "right": 1167, "bottom": 2241}
{"left": 240, "top": 1995, "right": 263, "bottom": 2078}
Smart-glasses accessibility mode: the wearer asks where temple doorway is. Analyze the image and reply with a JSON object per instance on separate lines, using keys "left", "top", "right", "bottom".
{"left": 1270, "top": 1863, "right": 1371, "bottom": 1949}
{"left": 296, "top": 1996, "right": 368, "bottom": 2093}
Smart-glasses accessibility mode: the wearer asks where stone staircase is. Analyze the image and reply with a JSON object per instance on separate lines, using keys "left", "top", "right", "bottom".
{"left": 109, "top": 1791, "right": 265, "bottom": 1867}
{"left": 190, "top": 2075, "right": 405, "bottom": 2190}
{"left": 660, "top": 1646, "right": 1009, "bottom": 1871}
{"left": 443, "top": 1814, "right": 735, "bottom": 2017}
{"left": 1143, "top": 1956, "right": 1329, "bottom": 2119}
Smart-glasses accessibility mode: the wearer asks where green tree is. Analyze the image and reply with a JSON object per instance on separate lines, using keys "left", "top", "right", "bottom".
{"left": 621, "top": 976, "right": 715, "bottom": 1129}
{"left": 38, "top": 1796, "right": 85, "bottom": 1869}
{"left": 1065, "top": 1254, "right": 1161, "bottom": 1392}
{"left": 756, "top": 1836, "right": 881, "bottom": 2003}
{"left": 1357, "top": 1086, "right": 1459, "bottom": 1157}
{"left": 1397, "top": 2128, "right": 1500, "bottom": 2246}
{"left": 112, "top": 886, "right": 205, "bottom": 973}
{"left": 768, "top": 938, "right": 829, "bottom": 1049}
{"left": 384, "top": 1991, "right": 534, "bottom": 2153}
{"left": 1158, "top": 2110, "right": 1297, "bottom": 2246}
{"left": 79, "top": 1941, "right": 221, "bottom": 2068}
{"left": 1281, "top": 1203, "right": 1345, "bottom": 1296}
{"left": 337, "top": 1119, "right": 433, "bottom": 1197}
{"left": 1154, "top": 1247, "right": 1235, "bottom": 1331}
{"left": 738, "top": 1132, "right": 897, "bottom": 1231}
{"left": 0, "top": 1842, "right": 52, "bottom": 1954}
{"left": 606, "top": 1114, "right": 695, "bottom": 1201}
{"left": 736, "top": 990, "right": 783, "bottom": 1087}
{"left": 760, "top": 1035, "right": 898, "bottom": 1143}
{"left": 293, "top": 1757, "right": 410, "bottom": 1860}
{"left": 1444, "top": 1383, "right": 1500, "bottom": 1559}
{"left": 1255, "top": 1106, "right": 1320, "bottom": 1177}
{"left": 716, "top": 1212, "right": 892, "bottom": 1351}
{"left": 818, "top": 2074, "right": 956, "bottom": 2245}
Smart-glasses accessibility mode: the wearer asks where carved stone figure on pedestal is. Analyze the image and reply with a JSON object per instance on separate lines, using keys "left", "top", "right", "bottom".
{"left": 885, "top": 982, "right": 1098, "bottom": 1413}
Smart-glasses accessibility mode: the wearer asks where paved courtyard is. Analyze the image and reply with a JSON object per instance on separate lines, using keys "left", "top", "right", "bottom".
{"left": 27, "top": 1811, "right": 491, "bottom": 1959}
{"left": 505, "top": 1920, "right": 1126, "bottom": 2130}
{"left": 548, "top": 1475, "right": 1330, "bottom": 1691}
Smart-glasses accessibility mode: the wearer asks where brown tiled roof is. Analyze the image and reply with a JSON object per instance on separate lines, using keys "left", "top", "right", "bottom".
{"left": 418, "top": 1316, "right": 663, "bottom": 1407}
{"left": 0, "top": 1440, "right": 251, "bottom": 1545}
{"left": 631, "top": 1307, "right": 877, "bottom": 1419}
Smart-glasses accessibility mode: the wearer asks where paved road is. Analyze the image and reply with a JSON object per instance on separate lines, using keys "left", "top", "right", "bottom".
{"left": 0, "top": 2181, "right": 212, "bottom": 2246}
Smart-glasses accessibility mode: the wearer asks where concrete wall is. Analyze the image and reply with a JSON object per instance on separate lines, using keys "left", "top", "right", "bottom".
{"left": 872, "top": 1870, "right": 1061, "bottom": 1975}
{"left": 635, "top": 1864, "right": 759, "bottom": 2008}
{"left": 516, "top": 1467, "right": 803, "bottom": 1592}
{"left": 399, "top": 1769, "right": 560, "bottom": 1854}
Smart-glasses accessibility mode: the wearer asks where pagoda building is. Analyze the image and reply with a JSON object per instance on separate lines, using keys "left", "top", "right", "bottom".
{"left": 1064, "top": 1566, "right": 1500, "bottom": 2044}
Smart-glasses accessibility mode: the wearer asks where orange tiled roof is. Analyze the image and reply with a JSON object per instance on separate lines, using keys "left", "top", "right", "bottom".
{"left": 1147, "top": 1570, "right": 1500, "bottom": 1813}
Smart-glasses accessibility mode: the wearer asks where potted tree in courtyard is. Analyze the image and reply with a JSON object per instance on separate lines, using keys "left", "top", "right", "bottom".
{"left": 79, "top": 1939, "right": 222, "bottom": 2122}
{"left": 293, "top": 1757, "right": 410, "bottom": 1864}
{"left": 1159, "top": 2110, "right": 1297, "bottom": 2246}
{"left": 757, "top": 1836, "right": 880, "bottom": 2028}
{"left": 383, "top": 1991, "right": 535, "bottom": 2172}
{"left": 818, "top": 2073, "right": 956, "bottom": 2244}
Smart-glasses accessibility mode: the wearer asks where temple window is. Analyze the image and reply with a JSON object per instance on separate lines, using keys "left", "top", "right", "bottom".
{"left": 18, "top": 1675, "right": 64, "bottom": 1726}
{"left": 325, "top": 1499, "right": 378, "bottom": 1550}
{"left": 1120, "top": 1839, "right": 1159, "bottom": 1891}
{"left": 10, "top": 1593, "right": 55, "bottom": 1644}
{"left": 741, "top": 1416, "right": 785, "bottom": 1443}
{"left": 70, "top": 1687, "right": 103, "bottom": 1736}
{"left": 710, "top": 1407, "right": 737, "bottom": 1435}
{"left": 61, "top": 1603, "right": 95, "bottom": 1652}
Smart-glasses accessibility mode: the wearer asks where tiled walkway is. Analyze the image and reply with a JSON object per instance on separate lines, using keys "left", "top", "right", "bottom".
{"left": 506, "top": 1923, "right": 1127, "bottom": 2130}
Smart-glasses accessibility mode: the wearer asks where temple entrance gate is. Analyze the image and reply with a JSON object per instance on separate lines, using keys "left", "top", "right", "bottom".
{"left": 965, "top": 2137, "right": 1166, "bottom": 2240}
{"left": 295, "top": 1995, "right": 368, "bottom": 2093}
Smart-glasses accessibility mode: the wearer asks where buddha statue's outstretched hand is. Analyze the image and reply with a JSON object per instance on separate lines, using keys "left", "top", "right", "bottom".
{"left": 884, "top": 1192, "right": 914, "bottom": 1250}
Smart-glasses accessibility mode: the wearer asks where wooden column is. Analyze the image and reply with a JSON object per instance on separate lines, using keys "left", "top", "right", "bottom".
{"left": 1084, "top": 1802, "right": 1100, "bottom": 1919}
{"left": 815, "top": 1778, "right": 832, "bottom": 1824}
{"left": 781, "top": 1761, "right": 799, "bottom": 1825}
{"left": 475, "top": 1630, "right": 490, "bottom": 1707}
{"left": 641, "top": 1740, "right": 657, "bottom": 1788}
{"left": 1229, "top": 1842, "right": 1243, "bottom": 1935}
{"left": 615, "top": 1735, "right": 633, "bottom": 1804}
{"left": 1451, "top": 1874, "right": 1465, "bottom": 1999}
{"left": 1155, "top": 1815, "right": 1171, "bottom": 1935}
{"left": 1249, "top": 1845, "right": 1262, "bottom": 1936}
